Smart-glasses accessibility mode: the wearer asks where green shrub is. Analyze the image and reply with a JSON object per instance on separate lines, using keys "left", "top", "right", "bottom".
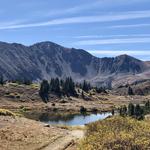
{"left": 80, "top": 106, "right": 87, "bottom": 113}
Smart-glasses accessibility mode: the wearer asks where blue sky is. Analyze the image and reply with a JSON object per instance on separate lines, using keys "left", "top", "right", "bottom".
{"left": 0, "top": 0, "right": 150, "bottom": 60}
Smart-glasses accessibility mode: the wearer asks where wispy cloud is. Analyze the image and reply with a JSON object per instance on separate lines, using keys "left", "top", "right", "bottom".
{"left": 30, "top": 0, "right": 149, "bottom": 17}
{"left": 110, "top": 23, "right": 150, "bottom": 28}
{"left": 74, "top": 34, "right": 150, "bottom": 39}
{"left": 74, "top": 37, "right": 150, "bottom": 45}
{"left": 44, "top": 1, "right": 102, "bottom": 17}
{"left": 0, "top": 20, "right": 27, "bottom": 28}
{"left": 66, "top": 0, "right": 149, "bottom": 14}
{"left": 1, "top": 10, "right": 150, "bottom": 30}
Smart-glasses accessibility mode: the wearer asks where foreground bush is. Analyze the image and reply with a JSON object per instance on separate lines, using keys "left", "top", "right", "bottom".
{"left": 79, "top": 116, "right": 150, "bottom": 150}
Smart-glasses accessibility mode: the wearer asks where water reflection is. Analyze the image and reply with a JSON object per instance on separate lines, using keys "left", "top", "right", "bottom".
{"left": 24, "top": 111, "right": 112, "bottom": 126}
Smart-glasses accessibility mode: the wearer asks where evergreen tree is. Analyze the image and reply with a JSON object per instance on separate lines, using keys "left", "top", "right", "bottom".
{"left": 128, "top": 86, "right": 134, "bottom": 95}
{"left": 60, "top": 79, "right": 64, "bottom": 86}
{"left": 82, "top": 80, "right": 91, "bottom": 92}
{"left": 49, "top": 78, "right": 61, "bottom": 96}
{"left": 111, "top": 109, "right": 115, "bottom": 116}
{"left": 50, "top": 78, "right": 55, "bottom": 92}
{"left": 145, "top": 101, "right": 150, "bottom": 109}
{"left": 119, "top": 105, "right": 127, "bottom": 116}
{"left": 62, "top": 77, "right": 77, "bottom": 96}
{"left": 39, "top": 80, "right": 49, "bottom": 103}
{"left": 55, "top": 78, "right": 61, "bottom": 93}
{"left": 134, "top": 104, "right": 144, "bottom": 120}
{"left": 81, "top": 90, "right": 85, "bottom": 99}
{"left": 0, "top": 75, "right": 4, "bottom": 86}
{"left": 128, "top": 103, "right": 135, "bottom": 116}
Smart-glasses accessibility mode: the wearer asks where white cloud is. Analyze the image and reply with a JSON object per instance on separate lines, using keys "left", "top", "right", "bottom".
{"left": 74, "top": 34, "right": 150, "bottom": 39}
{"left": 110, "top": 23, "right": 150, "bottom": 28}
{"left": 75, "top": 37, "right": 150, "bottom": 45}
{"left": 44, "top": 1, "right": 102, "bottom": 17}
{"left": 33, "top": 0, "right": 149, "bottom": 17}
{"left": 0, "top": 10, "right": 150, "bottom": 30}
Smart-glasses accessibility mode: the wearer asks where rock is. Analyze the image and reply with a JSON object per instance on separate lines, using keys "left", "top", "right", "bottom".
{"left": 44, "top": 124, "right": 50, "bottom": 127}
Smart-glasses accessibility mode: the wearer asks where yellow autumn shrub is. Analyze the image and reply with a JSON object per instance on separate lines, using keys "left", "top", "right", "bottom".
{"left": 79, "top": 116, "right": 150, "bottom": 150}
{"left": 0, "top": 109, "right": 16, "bottom": 117}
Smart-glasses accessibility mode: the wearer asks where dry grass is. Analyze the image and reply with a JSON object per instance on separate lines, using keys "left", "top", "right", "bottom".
{"left": 57, "top": 124, "right": 85, "bottom": 131}
{"left": 79, "top": 116, "right": 150, "bottom": 150}
{"left": 0, "top": 116, "right": 68, "bottom": 150}
{"left": 0, "top": 109, "right": 16, "bottom": 117}
{"left": 0, "top": 83, "right": 149, "bottom": 113}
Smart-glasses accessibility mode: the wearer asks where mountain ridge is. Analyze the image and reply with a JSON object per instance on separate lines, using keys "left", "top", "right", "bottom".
{"left": 0, "top": 41, "right": 149, "bottom": 88}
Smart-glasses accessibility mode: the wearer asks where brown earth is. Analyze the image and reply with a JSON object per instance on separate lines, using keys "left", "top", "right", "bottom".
{"left": 0, "top": 83, "right": 150, "bottom": 150}
{"left": 0, "top": 83, "right": 150, "bottom": 113}
{"left": 0, "top": 115, "right": 84, "bottom": 150}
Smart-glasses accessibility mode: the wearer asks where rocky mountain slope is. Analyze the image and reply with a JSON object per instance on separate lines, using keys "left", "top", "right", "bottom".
{"left": 0, "top": 41, "right": 149, "bottom": 88}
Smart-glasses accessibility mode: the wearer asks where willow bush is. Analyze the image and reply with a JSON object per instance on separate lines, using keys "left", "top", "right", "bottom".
{"left": 79, "top": 116, "right": 150, "bottom": 150}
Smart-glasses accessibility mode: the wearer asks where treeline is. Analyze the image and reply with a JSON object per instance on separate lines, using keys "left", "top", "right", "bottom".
{"left": 119, "top": 101, "right": 150, "bottom": 120}
{"left": 39, "top": 77, "right": 92, "bottom": 103}
{"left": 39, "top": 77, "right": 106, "bottom": 103}
{"left": 50, "top": 77, "right": 77, "bottom": 97}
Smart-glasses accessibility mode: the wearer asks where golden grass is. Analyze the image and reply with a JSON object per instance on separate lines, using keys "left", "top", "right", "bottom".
{"left": 0, "top": 109, "right": 16, "bottom": 117}
{"left": 57, "top": 125, "right": 85, "bottom": 131}
{"left": 8, "top": 82, "right": 19, "bottom": 87}
{"left": 30, "top": 83, "right": 39, "bottom": 89}
{"left": 79, "top": 116, "right": 150, "bottom": 150}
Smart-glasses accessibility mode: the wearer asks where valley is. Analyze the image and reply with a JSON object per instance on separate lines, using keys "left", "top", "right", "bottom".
{"left": 0, "top": 42, "right": 149, "bottom": 150}
{"left": 0, "top": 79, "right": 149, "bottom": 150}
{"left": 1, "top": 0, "right": 150, "bottom": 149}
{"left": 0, "top": 82, "right": 149, "bottom": 113}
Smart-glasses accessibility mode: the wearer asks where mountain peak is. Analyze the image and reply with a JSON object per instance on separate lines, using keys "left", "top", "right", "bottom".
{"left": 0, "top": 41, "right": 149, "bottom": 87}
{"left": 117, "top": 54, "right": 136, "bottom": 59}
{"left": 31, "top": 41, "right": 64, "bottom": 48}
{"left": 116, "top": 54, "right": 142, "bottom": 62}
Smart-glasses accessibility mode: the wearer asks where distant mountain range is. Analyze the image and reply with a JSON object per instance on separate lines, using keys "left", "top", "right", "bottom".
{"left": 0, "top": 41, "right": 149, "bottom": 88}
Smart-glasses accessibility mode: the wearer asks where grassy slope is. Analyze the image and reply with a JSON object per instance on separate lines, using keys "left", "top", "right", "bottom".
{"left": 0, "top": 83, "right": 149, "bottom": 113}
{"left": 79, "top": 116, "right": 150, "bottom": 150}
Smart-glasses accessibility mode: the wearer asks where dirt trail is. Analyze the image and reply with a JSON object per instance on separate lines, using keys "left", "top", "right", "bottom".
{"left": 42, "top": 130, "right": 84, "bottom": 150}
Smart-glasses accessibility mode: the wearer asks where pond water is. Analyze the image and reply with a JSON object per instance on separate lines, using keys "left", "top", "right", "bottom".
{"left": 24, "top": 111, "right": 112, "bottom": 126}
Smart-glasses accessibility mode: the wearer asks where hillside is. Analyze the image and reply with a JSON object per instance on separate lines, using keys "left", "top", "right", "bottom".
{"left": 0, "top": 82, "right": 149, "bottom": 113}
{"left": 0, "top": 41, "right": 149, "bottom": 88}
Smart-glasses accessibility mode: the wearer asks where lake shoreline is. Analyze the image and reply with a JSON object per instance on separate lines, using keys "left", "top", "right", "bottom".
{"left": 19, "top": 110, "right": 112, "bottom": 126}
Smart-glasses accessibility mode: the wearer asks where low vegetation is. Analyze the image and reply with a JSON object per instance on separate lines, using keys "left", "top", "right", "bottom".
{"left": 0, "top": 109, "right": 15, "bottom": 117}
{"left": 79, "top": 116, "right": 150, "bottom": 150}
{"left": 118, "top": 100, "right": 150, "bottom": 120}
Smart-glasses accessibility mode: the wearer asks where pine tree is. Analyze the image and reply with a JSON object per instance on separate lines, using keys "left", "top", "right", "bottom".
{"left": 111, "top": 109, "right": 115, "bottom": 115}
{"left": 82, "top": 80, "right": 91, "bottom": 92}
{"left": 128, "top": 103, "right": 135, "bottom": 116}
{"left": 0, "top": 75, "right": 4, "bottom": 86}
{"left": 134, "top": 104, "right": 144, "bottom": 120}
{"left": 145, "top": 101, "right": 150, "bottom": 109}
{"left": 39, "top": 80, "right": 49, "bottom": 103}
{"left": 49, "top": 78, "right": 61, "bottom": 96}
{"left": 62, "top": 77, "right": 77, "bottom": 96}
{"left": 119, "top": 105, "right": 127, "bottom": 116}
{"left": 55, "top": 78, "right": 61, "bottom": 93}
{"left": 81, "top": 90, "right": 85, "bottom": 99}
{"left": 128, "top": 86, "right": 134, "bottom": 95}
